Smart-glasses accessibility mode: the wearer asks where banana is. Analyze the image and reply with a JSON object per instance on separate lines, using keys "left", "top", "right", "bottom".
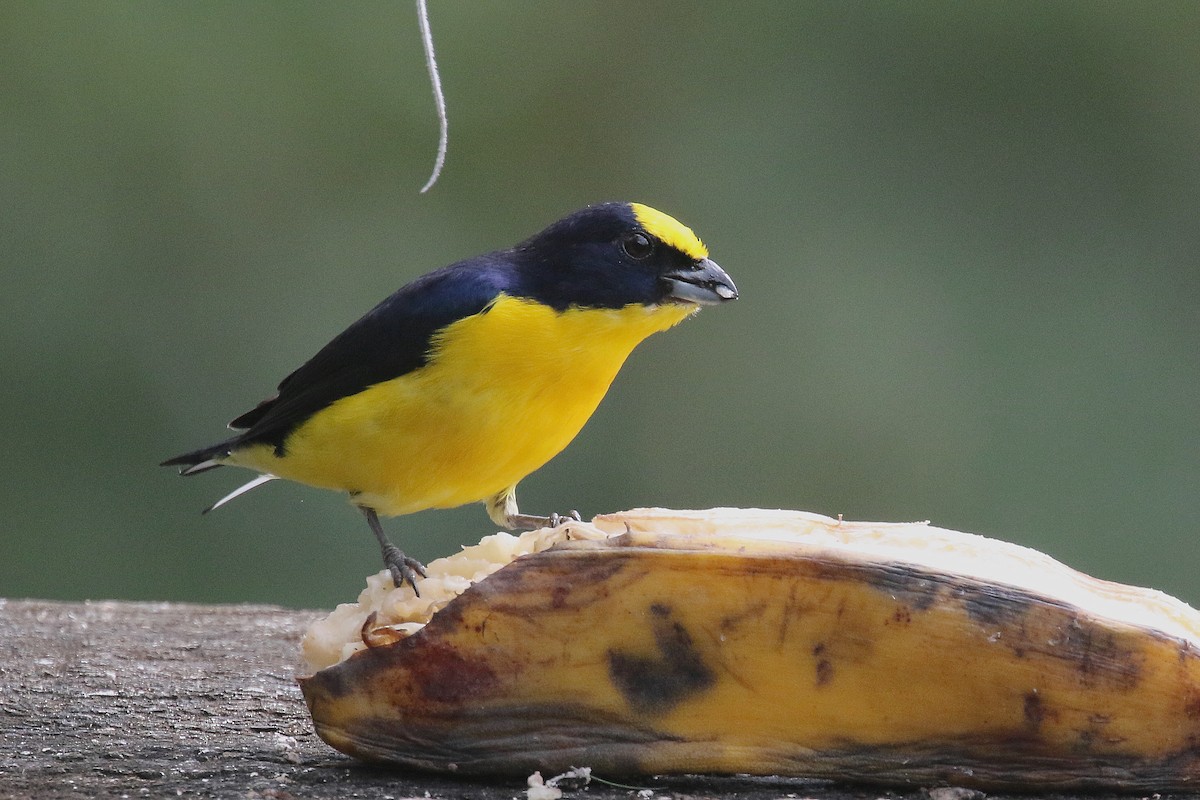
{"left": 298, "top": 508, "right": 1200, "bottom": 792}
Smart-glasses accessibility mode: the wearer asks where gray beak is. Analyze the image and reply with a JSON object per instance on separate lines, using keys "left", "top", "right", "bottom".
{"left": 664, "top": 257, "right": 739, "bottom": 305}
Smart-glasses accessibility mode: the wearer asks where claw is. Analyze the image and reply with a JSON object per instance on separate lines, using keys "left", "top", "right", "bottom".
{"left": 382, "top": 544, "right": 428, "bottom": 596}
{"left": 547, "top": 510, "right": 583, "bottom": 527}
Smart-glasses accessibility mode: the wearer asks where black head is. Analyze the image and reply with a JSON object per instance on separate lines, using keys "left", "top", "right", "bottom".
{"left": 512, "top": 202, "right": 737, "bottom": 311}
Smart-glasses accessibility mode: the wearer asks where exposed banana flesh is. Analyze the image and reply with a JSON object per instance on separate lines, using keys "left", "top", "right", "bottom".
{"left": 298, "top": 508, "right": 1200, "bottom": 791}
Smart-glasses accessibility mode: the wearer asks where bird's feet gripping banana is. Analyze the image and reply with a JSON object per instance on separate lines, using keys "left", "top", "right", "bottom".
{"left": 162, "top": 203, "right": 737, "bottom": 590}
{"left": 300, "top": 508, "right": 1200, "bottom": 793}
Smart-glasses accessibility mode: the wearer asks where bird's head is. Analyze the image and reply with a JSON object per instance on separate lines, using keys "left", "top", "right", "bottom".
{"left": 514, "top": 202, "right": 738, "bottom": 312}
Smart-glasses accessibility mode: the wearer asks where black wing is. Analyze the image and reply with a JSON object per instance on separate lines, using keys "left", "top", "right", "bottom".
{"left": 229, "top": 256, "right": 514, "bottom": 454}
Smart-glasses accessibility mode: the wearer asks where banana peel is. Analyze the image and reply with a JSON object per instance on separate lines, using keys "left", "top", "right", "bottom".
{"left": 298, "top": 508, "right": 1200, "bottom": 791}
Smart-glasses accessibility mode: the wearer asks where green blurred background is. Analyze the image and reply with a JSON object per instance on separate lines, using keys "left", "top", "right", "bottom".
{"left": 2, "top": 2, "right": 1197, "bottom": 609}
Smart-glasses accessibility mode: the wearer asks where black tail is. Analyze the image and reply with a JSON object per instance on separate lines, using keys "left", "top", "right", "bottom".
{"left": 160, "top": 439, "right": 237, "bottom": 475}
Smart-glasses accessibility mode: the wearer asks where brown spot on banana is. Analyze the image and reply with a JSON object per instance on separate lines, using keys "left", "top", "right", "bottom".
{"left": 1022, "top": 689, "right": 1054, "bottom": 731}
{"left": 813, "top": 643, "right": 834, "bottom": 686}
{"left": 607, "top": 603, "right": 715, "bottom": 715}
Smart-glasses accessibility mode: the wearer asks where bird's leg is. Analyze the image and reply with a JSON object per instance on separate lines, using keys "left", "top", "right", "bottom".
{"left": 485, "top": 487, "right": 581, "bottom": 531}
{"left": 361, "top": 507, "right": 427, "bottom": 595}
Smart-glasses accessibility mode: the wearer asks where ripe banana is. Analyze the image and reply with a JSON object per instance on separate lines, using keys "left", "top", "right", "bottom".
{"left": 298, "top": 508, "right": 1200, "bottom": 792}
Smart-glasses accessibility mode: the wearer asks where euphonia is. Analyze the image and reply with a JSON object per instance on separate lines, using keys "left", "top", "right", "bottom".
{"left": 163, "top": 202, "right": 737, "bottom": 592}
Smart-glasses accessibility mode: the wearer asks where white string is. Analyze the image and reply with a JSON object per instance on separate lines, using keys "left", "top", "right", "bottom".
{"left": 416, "top": 0, "right": 447, "bottom": 193}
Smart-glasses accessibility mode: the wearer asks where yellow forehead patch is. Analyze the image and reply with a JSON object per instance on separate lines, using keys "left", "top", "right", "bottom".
{"left": 630, "top": 203, "right": 708, "bottom": 261}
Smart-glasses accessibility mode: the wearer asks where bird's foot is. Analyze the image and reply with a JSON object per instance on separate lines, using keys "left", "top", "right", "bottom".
{"left": 505, "top": 509, "right": 582, "bottom": 530}
{"left": 381, "top": 544, "right": 428, "bottom": 596}
{"left": 360, "top": 506, "right": 427, "bottom": 595}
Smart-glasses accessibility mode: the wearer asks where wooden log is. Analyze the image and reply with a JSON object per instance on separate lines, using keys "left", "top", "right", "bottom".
{"left": 0, "top": 599, "right": 453, "bottom": 798}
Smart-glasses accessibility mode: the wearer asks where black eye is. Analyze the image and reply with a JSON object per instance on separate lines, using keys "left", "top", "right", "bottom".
{"left": 621, "top": 231, "right": 654, "bottom": 260}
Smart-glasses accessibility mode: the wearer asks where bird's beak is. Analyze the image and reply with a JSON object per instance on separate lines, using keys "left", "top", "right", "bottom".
{"left": 664, "top": 258, "right": 739, "bottom": 305}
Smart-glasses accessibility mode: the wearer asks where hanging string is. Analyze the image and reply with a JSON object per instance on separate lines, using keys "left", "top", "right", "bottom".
{"left": 416, "top": 0, "right": 447, "bottom": 193}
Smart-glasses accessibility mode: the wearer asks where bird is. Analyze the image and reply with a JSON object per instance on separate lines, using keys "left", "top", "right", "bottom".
{"left": 163, "top": 201, "right": 737, "bottom": 593}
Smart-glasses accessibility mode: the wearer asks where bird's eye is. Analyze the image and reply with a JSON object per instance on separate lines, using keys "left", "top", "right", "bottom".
{"left": 621, "top": 231, "right": 654, "bottom": 260}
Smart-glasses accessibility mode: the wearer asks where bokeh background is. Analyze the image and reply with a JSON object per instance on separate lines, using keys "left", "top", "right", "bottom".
{"left": 3, "top": 2, "right": 1197, "bottom": 609}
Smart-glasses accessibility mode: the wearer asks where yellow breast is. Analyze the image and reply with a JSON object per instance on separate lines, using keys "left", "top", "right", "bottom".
{"left": 232, "top": 296, "right": 695, "bottom": 516}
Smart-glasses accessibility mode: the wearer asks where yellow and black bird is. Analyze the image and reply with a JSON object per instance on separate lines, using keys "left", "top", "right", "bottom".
{"left": 163, "top": 202, "right": 737, "bottom": 591}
